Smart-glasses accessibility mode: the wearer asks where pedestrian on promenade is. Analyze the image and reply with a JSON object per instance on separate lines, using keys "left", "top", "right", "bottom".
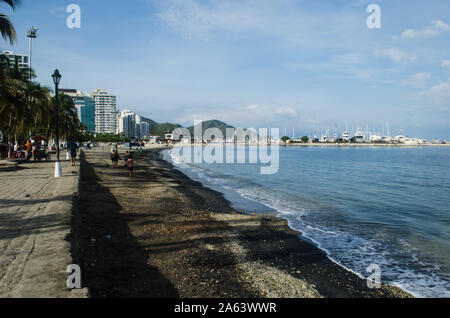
{"left": 25, "top": 140, "right": 32, "bottom": 160}
{"left": 67, "top": 140, "right": 79, "bottom": 167}
{"left": 127, "top": 154, "right": 134, "bottom": 179}
{"left": 33, "top": 142, "right": 40, "bottom": 162}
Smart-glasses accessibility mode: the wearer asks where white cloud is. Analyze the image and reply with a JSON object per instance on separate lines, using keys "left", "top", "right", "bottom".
{"left": 374, "top": 48, "right": 417, "bottom": 63}
{"left": 150, "top": 0, "right": 362, "bottom": 48}
{"left": 48, "top": 6, "right": 67, "bottom": 16}
{"left": 442, "top": 60, "right": 450, "bottom": 67}
{"left": 401, "top": 72, "right": 431, "bottom": 88}
{"left": 152, "top": 0, "right": 261, "bottom": 39}
{"left": 332, "top": 54, "right": 362, "bottom": 65}
{"left": 172, "top": 103, "right": 302, "bottom": 128}
{"left": 399, "top": 20, "right": 450, "bottom": 39}
{"left": 420, "top": 78, "right": 450, "bottom": 104}
{"left": 433, "top": 20, "right": 450, "bottom": 31}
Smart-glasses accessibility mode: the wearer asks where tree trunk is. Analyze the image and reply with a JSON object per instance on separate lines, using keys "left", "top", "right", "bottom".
{"left": 7, "top": 110, "right": 13, "bottom": 159}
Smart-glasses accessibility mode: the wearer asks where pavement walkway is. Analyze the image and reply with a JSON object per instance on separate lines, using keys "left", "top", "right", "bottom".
{"left": 0, "top": 158, "right": 88, "bottom": 298}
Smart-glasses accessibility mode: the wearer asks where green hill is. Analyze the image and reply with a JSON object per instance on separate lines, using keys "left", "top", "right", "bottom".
{"left": 139, "top": 118, "right": 236, "bottom": 138}
{"left": 141, "top": 117, "right": 182, "bottom": 136}
{"left": 187, "top": 120, "right": 235, "bottom": 137}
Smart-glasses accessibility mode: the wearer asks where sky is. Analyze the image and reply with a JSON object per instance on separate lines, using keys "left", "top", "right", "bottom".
{"left": 2, "top": 0, "right": 450, "bottom": 139}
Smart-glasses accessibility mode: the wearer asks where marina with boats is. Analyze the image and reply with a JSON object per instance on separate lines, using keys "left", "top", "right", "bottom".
{"left": 289, "top": 124, "right": 448, "bottom": 146}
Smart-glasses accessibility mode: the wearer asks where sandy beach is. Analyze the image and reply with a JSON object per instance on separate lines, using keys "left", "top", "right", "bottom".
{"left": 71, "top": 147, "right": 413, "bottom": 298}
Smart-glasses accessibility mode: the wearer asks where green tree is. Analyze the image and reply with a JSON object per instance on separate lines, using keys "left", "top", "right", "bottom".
{"left": 301, "top": 136, "right": 309, "bottom": 143}
{"left": 281, "top": 136, "right": 291, "bottom": 142}
{"left": 50, "top": 92, "right": 84, "bottom": 142}
{"left": 93, "top": 133, "right": 130, "bottom": 143}
{"left": 0, "top": 59, "right": 29, "bottom": 149}
{"left": 0, "top": 60, "right": 84, "bottom": 155}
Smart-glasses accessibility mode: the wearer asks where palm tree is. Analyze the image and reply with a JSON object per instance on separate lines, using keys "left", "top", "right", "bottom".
{"left": 0, "top": 74, "right": 27, "bottom": 156}
{"left": 0, "top": 59, "right": 33, "bottom": 131}
{"left": 26, "top": 82, "right": 52, "bottom": 136}
{"left": 50, "top": 92, "right": 83, "bottom": 143}
{"left": 0, "top": 0, "right": 20, "bottom": 44}
{"left": 0, "top": 59, "right": 45, "bottom": 157}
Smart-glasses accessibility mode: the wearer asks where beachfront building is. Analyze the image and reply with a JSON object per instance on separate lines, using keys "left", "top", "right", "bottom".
{"left": 117, "top": 110, "right": 150, "bottom": 140}
{"left": 135, "top": 114, "right": 142, "bottom": 140}
{"left": 91, "top": 89, "right": 117, "bottom": 134}
{"left": 1, "top": 50, "right": 29, "bottom": 69}
{"left": 117, "top": 109, "right": 137, "bottom": 138}
{"left": 140, "top": 122, "right": 150, "bottom": 140}
{"left": 60, "top": 89, "right": 96, "bottom": 132}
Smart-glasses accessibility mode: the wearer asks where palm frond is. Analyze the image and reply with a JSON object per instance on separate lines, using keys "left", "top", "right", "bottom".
{"left": 0, "top": 14, "right": 16, "bottom": 44}
{"left": 0, "top": 0, "right": 21, "bottom": 10}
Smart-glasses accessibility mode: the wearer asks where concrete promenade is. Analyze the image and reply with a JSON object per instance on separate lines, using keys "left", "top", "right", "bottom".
{"left": 0, "top": 158, "right": 87, "bottom": 298}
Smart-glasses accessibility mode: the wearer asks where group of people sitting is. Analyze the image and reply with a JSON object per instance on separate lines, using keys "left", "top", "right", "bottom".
{"left": 110, "top": 149, "right": 135, "bottom": 179}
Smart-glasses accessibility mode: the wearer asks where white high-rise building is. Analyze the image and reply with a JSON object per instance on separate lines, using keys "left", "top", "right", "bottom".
{"left": 91, "top": 89, "right": 117, "bottom": 134}
{"left": 116, "top": 110, "right": 149, "bottom": 140}
{"left": 135, "top": 114, "right": 142, "bottom": 139}
{"left": 117, "top": 109, "right": 137, "bottom": 138}
{"left": 1, "top": 50, "right": 29, "bottom": 69}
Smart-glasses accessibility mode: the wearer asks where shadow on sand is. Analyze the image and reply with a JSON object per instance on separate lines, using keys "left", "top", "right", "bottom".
{"left": 72, "top": 152, "right": 179, "bottom": 298}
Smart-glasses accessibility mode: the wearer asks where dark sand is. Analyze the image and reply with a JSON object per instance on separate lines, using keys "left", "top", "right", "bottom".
{"left": 71, "top": 147, "right": 412, "bottom": 298}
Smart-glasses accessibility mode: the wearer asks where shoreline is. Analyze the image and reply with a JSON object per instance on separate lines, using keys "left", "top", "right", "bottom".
{"left": 74, "top": 147, "right": 413, "bottom": 298}
{"left": 156, "top": 148, "right": 415, "bottom": 298}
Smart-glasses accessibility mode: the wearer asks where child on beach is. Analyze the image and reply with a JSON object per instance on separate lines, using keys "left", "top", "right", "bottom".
{"left": 127, "top": 154, "right": 134, "bottom": 179}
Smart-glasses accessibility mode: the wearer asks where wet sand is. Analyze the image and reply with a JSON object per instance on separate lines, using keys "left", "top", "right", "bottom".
{"left": 72, "top": 147, "right": 412, "bottom": 298}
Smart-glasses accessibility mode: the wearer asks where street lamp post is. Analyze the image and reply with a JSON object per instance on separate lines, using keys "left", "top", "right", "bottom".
{"left": 27, "top": 27, "right": 38, "bottom": 139}
{"left": 27, "top": 26, "right": 38, "bottom": 82}
{"left": 52, "top": 69, "right": 62, "bottom": 178}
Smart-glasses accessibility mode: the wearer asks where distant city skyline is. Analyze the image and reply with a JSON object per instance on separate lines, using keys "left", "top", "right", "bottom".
{"left": 2, "top": 0, "right": 450, "bottom": 139}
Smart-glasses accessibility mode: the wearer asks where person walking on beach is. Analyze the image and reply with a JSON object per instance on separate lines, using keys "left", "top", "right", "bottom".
{"left": 111, "top": 150, "right": 120, "bottom": 168}
{"left": 110, "top": 149, "right": 115, "bottom": 167}
{"left": 127, "top": 154, "right": 134, "bottom": 179}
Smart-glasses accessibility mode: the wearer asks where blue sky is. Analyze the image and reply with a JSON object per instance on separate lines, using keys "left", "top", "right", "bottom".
{"left": 2, "top": 0, "right": 450, "bottom": 139}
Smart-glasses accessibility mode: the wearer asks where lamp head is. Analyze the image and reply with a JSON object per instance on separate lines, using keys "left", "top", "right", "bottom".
{"left": 52, "top": 69, "right": 62, "bottom": 85}
{"left": 27, "top": 26, "right": 38, "bottom": 38}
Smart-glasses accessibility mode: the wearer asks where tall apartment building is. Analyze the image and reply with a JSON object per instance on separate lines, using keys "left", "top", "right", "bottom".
{"left": 140, "top": 122, "right": 150, "bottom": 140}
{"left": 117, "top": 110, "right": 149, "bottom": 139}
{"left": 117, "top": 109, "right": 136, "bottom": 138}
{"left": 135, "top": 114, "right": 142, "bottom": 139}
{"left": 60, "top": 89, "right": 96, "bottom": 132}
{"left": 1, "top": 50, "right": 29, "bottom": 69}
{"left": 91, "top": 89, "right": 117, "bottom": 134}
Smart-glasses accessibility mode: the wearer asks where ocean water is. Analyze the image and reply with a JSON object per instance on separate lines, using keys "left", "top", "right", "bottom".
{"left": 161, "top": 146, "right": 450, "bottom": 298}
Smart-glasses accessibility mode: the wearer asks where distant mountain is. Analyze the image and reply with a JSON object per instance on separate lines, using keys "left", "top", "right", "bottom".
{"left": 139, "top": 118, "right": 237, "bottom": 138}
{"left": 187, "top": 120, "right": 235, "bottom": 137}
{"left": 141, "top": 117, "right": 182, "bottom": 136}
